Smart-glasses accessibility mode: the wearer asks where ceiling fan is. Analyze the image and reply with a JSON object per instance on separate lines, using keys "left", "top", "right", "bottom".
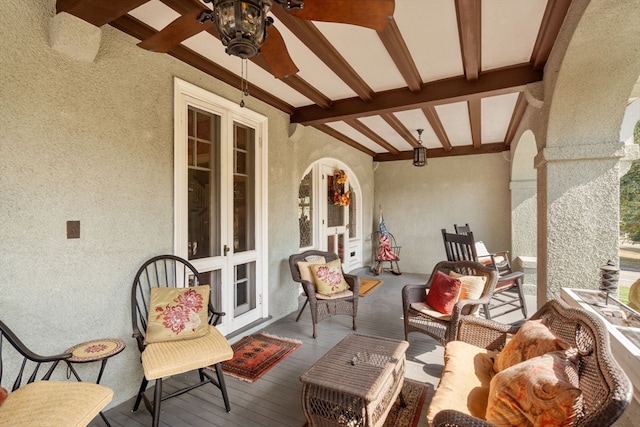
{"left": 137, "top": 0, "right": 395, "bottom": 79}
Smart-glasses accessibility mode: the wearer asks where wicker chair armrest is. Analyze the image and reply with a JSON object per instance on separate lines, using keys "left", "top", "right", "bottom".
{"left": 402, "top": 283, "right": 428, "bottom": 306}
{"left": 456, "top": 316, "right": 518, "bottom": 351}
{"left": 299, "top": 280, "right": 318, "bottom": 299}
{"left": 433, "top": 409, "right": 496, "bottom": 427}
{"left": 402, "top": 283, "right": 429, "bottom": 318}
{"left": 344, "top": 274, "right": 360, "bottom": 295}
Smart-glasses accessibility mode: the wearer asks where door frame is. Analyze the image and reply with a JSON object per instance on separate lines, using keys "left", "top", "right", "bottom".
{"left": 173, "top": 77, "right": 269, "bottom": 336}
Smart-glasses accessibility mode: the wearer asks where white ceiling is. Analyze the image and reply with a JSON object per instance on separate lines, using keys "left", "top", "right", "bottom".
{"left": 60, "top": 0, "right": 566, "bottom": 161}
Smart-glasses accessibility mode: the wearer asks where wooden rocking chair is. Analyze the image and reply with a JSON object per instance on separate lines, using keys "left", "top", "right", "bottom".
{"left": 371, "top": 231, "right": 401, "bottom": 275}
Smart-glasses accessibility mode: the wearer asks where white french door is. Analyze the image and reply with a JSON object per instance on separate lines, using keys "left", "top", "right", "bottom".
{"left": 174, "top": 78, "right": 267, "bottom": 336}
{"left": 322, "top": 165, "right": 350, "bottom": 267}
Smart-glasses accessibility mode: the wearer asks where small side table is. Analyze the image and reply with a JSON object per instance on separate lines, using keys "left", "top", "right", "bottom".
{"left": 65, "top": 338, "right": 125, "bottom": 427}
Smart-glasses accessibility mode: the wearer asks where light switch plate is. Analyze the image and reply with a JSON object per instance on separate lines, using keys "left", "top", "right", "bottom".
{"left": 67, "top": 220, "right": 80, "bottom": 239}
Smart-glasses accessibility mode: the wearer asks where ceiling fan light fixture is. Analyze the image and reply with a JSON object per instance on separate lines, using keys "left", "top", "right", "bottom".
{"left": 413, "top": 128, "right": 427, "bottom": 167}
{"left": 212, "top": 0, "right": 274, "bottom": 59}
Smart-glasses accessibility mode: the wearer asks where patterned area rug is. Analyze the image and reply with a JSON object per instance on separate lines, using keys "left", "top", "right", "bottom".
{"left": 359, "top": 278, "right": 384, "bottom": 296}
{"left": 221, "top": 333, "right": 301, "bottom": 382}
{"left": 383, "top": 379, "right": 430, "bottom": 427}
{"left": 302, "top": 379, "right": 430, "bottom": 427}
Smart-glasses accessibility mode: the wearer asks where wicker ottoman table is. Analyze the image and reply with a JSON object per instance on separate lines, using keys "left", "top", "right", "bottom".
{"left": 300, "top": 333, "right": 409, "bottom": 427}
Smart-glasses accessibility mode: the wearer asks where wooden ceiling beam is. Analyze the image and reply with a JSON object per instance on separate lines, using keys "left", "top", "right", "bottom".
{"left": 291, "top": 65, "right": 543, "bottom": 125}
{"left": 344, "top": 119, "right": 400, "bottom": 155}
{"left": 455, "top": 0, "right": 481, "bottom": 81}
{"left": 468, "top": 98, "right": 482, "bottom": 148}
{"left": 381, "top": 114, "right": 418, "bottom": 148}
{"left": 312, "top": 125, "right": 377, "bottom": 157}
{"left": 531, "top": 0, "right": 572, "bottom": 69}
{"left": 57, "top": 0, "right": 149, "bottom": 27}
{"left": 374, "top": 142, "right": 506, "bottom": 162}
{"left": 110, "top": 15, "right": 295, "bottom": 114}
{"left": 421, "top": 106, "right": 452, "bottom": 151}
{"left": 378, "top": 19, "right": 422, "bottom": 92}
{"left": 272, "top": 6, "right": 375, "bottom": 102}
{"left": 504, "top": 92, "right": 528, "bottom": 147}
{"left": 110, "top": 3, "right": 330, "bottom": 110}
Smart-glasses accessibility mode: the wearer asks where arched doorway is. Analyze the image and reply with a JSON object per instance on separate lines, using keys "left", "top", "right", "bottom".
{"left": 297, "top": 158, "right": 363, "bottom": 271}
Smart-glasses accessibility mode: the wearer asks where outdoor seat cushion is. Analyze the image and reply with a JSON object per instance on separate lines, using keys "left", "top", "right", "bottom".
{"left": 409, "top": 302, "right": 452, "bottom": 321}
{"left": 315, "top": 289, "right": 353, "bottom": 300}
{"left": 0, "top": 380, "right": 113, "bottom": 427}
{"left": 142, "top": 324, "right": 233, "bottom": 380}
{"left": 426, "top": 341, "right": 497, "bottom": 425}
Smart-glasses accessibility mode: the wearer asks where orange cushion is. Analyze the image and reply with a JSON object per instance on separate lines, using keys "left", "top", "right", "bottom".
{"left": 426, "top": 341, "right": 498, "bottom": 424}
{"left": 494, "top": 319, "right": 568, "bottom": 373}
{"left": 145, "top": 285, "right": 210, "bottom": 344}
{"left": 425, "top": 271, "right": 462, "bottom": 315}
{"left": 486, "top": 350, "right": 582, "bottom": 427}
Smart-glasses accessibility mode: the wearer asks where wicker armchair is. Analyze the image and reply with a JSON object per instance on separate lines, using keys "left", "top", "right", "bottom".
{"left": 289, "top": 250, "right": 360, "bottom": 338}
{"left": 431, "top": 299, "right": 633, "bottom": 427}
{"left": 402, "top": 260, "right": 498, "bottom": 346}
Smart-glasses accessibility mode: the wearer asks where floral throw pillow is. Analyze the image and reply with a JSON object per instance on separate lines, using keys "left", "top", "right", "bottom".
{"left": 310, "top": 259, "right": 350, "bottom": 296}
{"left": 486, "top": 350, "right": 583, "bottom": 427}
{"left": 494, "top": 319, "right": 569, "bottom": 372}
{"left": 425, "top": 271, "right": 462, "bottom": 315}
{"left": 145, "top": 285, "right": 210, "bottom": 344}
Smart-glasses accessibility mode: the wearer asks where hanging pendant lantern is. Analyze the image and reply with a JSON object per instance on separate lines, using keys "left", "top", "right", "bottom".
{"left": 211, "top": 0, "right": 274, "bottom": 59}
{"left": 413, "top": 129, "right": 427, "bottom": 167}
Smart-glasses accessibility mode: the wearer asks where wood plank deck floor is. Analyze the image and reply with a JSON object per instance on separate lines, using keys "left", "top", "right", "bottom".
{"left": 93, "top": 269, "right": 535, "bottom": 427}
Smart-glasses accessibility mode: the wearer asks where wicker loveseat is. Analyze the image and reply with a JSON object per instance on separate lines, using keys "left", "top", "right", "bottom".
{"left": 428, "top": 299, "right": 632, "bottom": 427}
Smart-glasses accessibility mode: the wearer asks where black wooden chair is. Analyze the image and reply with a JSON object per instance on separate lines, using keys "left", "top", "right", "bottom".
{"left": 442, "top": 229, "right": 528, "bottom": 319}
{"left": 289, "top": 250, "right": 360, "bottom": 338}
{"left": 0, "top": 320, "right": 113, "bottom": 426}
{"left": 131, "top": 255, "right": 233, "bottom": 427}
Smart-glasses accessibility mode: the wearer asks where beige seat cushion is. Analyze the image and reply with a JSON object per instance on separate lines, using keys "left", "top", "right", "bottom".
{"left": 0, "top": 381, "right": 113, "bottom": 427}
{"left": 410, "top": 302, "right": 452, "bottom": 320}
{"left": 426, "top": 341, "right": 497, "bottom": 426}
{"left": 142, "top": 324, "right": 233, "bottom": 380}
{"left": 315, "top": 289, "right": 353, "bottom": 300}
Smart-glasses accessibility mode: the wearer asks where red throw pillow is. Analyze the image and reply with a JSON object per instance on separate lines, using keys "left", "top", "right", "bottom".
{"left": 425, "top": 271, "right": 462, "bottom": 314}
{"left": 0, "top": 386, "right": 8, "bottom": 406}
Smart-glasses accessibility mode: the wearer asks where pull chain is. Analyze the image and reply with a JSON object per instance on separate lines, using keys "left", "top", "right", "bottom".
{"left": 240, "top": 58, "right": 249, "bottom": 108}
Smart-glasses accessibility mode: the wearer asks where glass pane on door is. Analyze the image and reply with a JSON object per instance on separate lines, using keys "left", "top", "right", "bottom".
{"left": 234, "top": 262, "right": 256, "bottom": 317}
{"left": 187, "top": 107, "right": 221, "bottom": 260}
{"left": 233, "top": 124, "right": 255, "bottom": 253}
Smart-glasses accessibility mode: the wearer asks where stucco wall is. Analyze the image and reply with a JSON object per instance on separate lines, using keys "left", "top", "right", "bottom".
{"left": 373, "top": 153, "right": 511, "bottom": 274}
{"left": 0, "top": 0, "right": 374, "bottom": 408}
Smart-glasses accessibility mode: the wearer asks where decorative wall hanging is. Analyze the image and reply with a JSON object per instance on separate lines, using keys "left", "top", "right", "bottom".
{"left": 330, "top": 169, "right": 350, "bottom": 206}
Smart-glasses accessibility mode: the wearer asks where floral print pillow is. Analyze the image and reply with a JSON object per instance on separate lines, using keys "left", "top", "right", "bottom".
{"left": 494, "top": 319, "right": 569, "bottom": 372}
{"left": 310, "top": 259, "right": 350, "bottom": 296}
{"left": 486, "top": 350, "right": 583, "bottom": 427}
{"left": 145, "top": 285, "right": 210, "bottom": 344}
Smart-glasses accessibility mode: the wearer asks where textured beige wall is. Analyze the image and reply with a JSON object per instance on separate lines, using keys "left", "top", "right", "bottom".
{"left": 0, "top": 0, "right": 374, "bottom": 408}
{"left": 533, "top": 0, "right": 640, "bottom": 306}
{"left": 373, "top": 153, "right": 511, "bottom": 274}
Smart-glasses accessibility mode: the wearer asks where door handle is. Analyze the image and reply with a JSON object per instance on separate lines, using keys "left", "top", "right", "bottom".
{"left": 224, "top": 245, "right": 230, "bottom": 256}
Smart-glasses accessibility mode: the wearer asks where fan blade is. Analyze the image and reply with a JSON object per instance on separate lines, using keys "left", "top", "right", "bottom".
{"left": 261, "top": 26, "right": 299, "bottom": 79}
{"left": 289, "top": 0, "right": 394, "bottom": 32}
{"left": 138, "top": 10, "right": 212, "bottom": 53}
